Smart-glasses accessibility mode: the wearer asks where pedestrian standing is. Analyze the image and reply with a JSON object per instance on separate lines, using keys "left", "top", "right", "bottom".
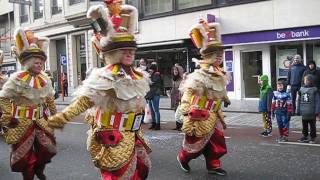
{"left": 287, "top": 54, "right": 306, "bottom": 114}
{"left": 296, "top": 74, "right": 320, "bottom": 144}
{"left": 146, "top": 64, "right": 162, "bottom": 130}
{"left": 258, "top": 75, "right": 273, "bottom": 137}
{"left": 271, "top": 80, "right": 293, "bottom": 142}
{"left": 301, "top": 60, "right": 320, "bottom": 89}
{"left": 63, "top": 73, "right": 68, "bottom": 96}
{"left": 171, "top": 64, "right": 184, "bottom": 131}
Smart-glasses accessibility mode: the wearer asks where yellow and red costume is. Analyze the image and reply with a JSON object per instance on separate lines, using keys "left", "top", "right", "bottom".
{"left": 177, "top": 18, "right": 230, "bottom": 175}
{"left": 0, "top": 28, "right": 57, "bottom": 180}
{"left": 48, "top": 1, "right": 151, "bottom": 179}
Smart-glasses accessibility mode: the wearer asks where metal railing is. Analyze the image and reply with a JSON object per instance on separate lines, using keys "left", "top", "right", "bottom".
{"left": 34, "top": 11, "right": 43, "bottom": 19}
{"left": 51, "top": 6, "right": 62, "bottom": 15}
{"left": 20, "top": 15, "right": 28, "bottom": 23}
{"left": 69, "top": 0, "right": 84, "bottom": 5}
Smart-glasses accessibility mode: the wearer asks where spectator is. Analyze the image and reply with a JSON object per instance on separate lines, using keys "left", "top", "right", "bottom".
{"left": 287, "top": 54, "right": 306, "bottom": 114}
{"left": 258, "top": 75, "right": 273, "bottom": 137}
{"left": 170, "top": 64, "right": 184, "bottom": 131}
{"left": 44, "top": 70, "right": 54, "bottom": 87}
{"left": 63, "top": 73, "right": 68, "bottom": 96}
{"left": 136, "top": 58, "right": 148, "bottom": 72}
{"left": 146, "top": 64, "right": 161, "bottom": 130}
{"left": 296, "top": 75, "right": 320, "bottom": 144}
{"left": 301, "top": 60, "right": 320, "bottom": 89}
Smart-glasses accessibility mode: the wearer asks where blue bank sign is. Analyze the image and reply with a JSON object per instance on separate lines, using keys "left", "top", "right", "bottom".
{"left": 223, "top": 25, "right": 320, "bottom": 45}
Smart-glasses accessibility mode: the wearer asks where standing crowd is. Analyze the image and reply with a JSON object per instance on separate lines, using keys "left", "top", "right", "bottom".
{"left": 258, "top": 54, "right": 319, "bottom": 143}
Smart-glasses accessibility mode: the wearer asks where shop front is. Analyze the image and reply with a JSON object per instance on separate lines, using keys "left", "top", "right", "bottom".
{"left": 136, "top": 40, "right": 198, "bottom": 94}
{"left": 223, "top": 25, "right": 320, "bottom": 99}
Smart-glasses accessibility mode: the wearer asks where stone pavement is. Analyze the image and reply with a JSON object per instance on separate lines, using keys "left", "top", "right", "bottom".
{"left": 55, "top": 95, "right": 320, "bottom": 129}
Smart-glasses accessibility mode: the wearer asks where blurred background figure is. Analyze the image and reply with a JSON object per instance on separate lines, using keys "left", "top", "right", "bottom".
{"left": 170, "top": 63, "right": 184, "bottom": 131}
{"left": 63, "top": 73, "right": 68, "bottom": 97}
{"left": 136, "top": 58, "right": 148, "bottom": 72}
{"left": 146, "top": 64, "right": 162, "bottom": 130}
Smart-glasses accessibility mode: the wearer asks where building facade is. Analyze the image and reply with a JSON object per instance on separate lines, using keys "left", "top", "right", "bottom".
{"left": 0, "top": 0, "right": 15, "bottom": 74}
{"left": 12, "top": 0, "right": 320, "bottom": 99}
{"left": 13, "top": 0, "right": 101, "bottom": 93}
{"left": 127, "top": 0, "right": 320, "bottom": 99}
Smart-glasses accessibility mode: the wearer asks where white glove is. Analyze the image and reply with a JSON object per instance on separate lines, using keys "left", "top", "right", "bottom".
{"left": 286, "top": 85, "right": 291, "bottom": 93}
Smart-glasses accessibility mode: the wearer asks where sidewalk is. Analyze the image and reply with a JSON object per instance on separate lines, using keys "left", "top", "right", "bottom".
{"left": 55, "top": 96, "right": 320, "bottom": 129}
{"left": 56, "top": 96, "right": 260, "bottom": 113}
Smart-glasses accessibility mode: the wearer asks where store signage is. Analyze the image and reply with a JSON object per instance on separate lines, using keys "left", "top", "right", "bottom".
{"left": 276, "top": 30, "right": 310, "bottom": 40}
{"left": 223, "top": 25, "right": 320, "bottom": 45}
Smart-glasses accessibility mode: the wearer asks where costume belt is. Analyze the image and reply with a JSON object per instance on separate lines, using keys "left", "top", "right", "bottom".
{"left": 190, "top": 95, "right": 222, "bottom": 112}
{"left": 12, "top": 105, "right": 47, "bottom": 120}
{"left": 95, "top": 108, "right": 144, "bottom": 132}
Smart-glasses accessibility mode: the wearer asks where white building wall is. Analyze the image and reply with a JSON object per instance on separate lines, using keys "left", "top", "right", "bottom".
{"left": 137, "top": 0, "right": 320, "bottom": 44}
{"left": 0, "top": 0, "right": 14, "bottom": 15}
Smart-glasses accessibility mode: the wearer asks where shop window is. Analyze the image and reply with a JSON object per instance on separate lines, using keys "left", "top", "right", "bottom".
{"left": 275, "top": 44, "right": 303, "bottom": 80}
{"left": 306, "top": 41, "right": 320, "bottom": 66}
{"left": 144, "top": 0, "right": 173, "bottom": 16}
{"left": 20, "top": 4, "right": 29, "bottom": 23}
{"left": 52, "top": 0, "right": 63, "bottom": 15}
{"left": 177, "top": 0, "right": 211, "bottom": 9}
{"left": 69, "top": 0, "right": 84, "bottom": 5}
{"left": 34, "top": 0, "right": 44, "bottom": 19}
{"left": 216, "top": 0, "right": 266, "bottom": 6}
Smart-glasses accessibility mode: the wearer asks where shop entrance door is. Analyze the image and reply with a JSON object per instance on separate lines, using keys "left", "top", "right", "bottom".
{"left": 241, "top": 51, "right": 262, "bottom": 98}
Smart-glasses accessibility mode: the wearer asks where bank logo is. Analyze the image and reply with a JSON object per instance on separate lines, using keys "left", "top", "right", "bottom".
{"left": 276, "top": 30, "right": 310, "bottom": 39}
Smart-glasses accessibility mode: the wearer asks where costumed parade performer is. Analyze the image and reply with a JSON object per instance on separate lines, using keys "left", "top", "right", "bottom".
{"left": 48, "top": 0, "right": 151, "bottom": 179}
{"left": 0, "top": 28, "right": 57, "bottom": 180}
{"left": 177, "top": 18, "right": 231, "bottom": 176}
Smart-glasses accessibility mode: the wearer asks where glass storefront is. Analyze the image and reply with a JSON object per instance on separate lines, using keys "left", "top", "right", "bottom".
{"left": 75, "top": 34, "right": 87, "bottom": 85}
{"left": 135, "top": 47, "right": 194, "bottom": 95}
{"left": 269, "top": 40, "right": 320, "bottom": 88}
{"left": 241, "top": 51, "right": 262, "bottom": 98}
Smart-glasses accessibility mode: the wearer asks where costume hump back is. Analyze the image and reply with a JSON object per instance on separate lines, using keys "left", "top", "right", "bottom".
{"left": 0, "top": 28, "right": 57, "bottom": 180}
{"left": 177, "top": 17, "right": 230, "bottom": 175}
{"left": 48, "top": 0, "right": 151, "bottom": 179}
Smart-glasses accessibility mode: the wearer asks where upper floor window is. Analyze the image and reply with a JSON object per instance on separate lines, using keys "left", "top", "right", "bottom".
{"left": 216, "top": 0, "right": 262, "bottom": 6}
{"left": 177, "top": 0, "right": 211, "bottom": 9}
{"left": 69, "top": 0, "right": 85, "bottom": 5}
{"left": 52, "top": 0, "right": 63, "bottom": 15}
{"left": 144, "top": 0, "right": 173, "bottom": 16}
{"left": 20, "top": 4, "right": 29, "bottom": 23}
{"left": 34, "top": 0, "right": 44, "bottom": 19}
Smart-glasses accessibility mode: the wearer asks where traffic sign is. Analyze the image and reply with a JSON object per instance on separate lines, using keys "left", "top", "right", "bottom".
{"left": 60, "top": 54, "right": 67, "bottom": 65}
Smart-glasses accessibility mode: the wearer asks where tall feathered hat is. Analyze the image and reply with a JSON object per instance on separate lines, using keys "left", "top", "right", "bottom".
{"left": 190, "top": 18, "right": 222, "bottom": 56}
{"left": 0, "top": 49, "right": 3, "bottom": 65}
{"left": 87, "top": 0, "right": 138, "bottom": 63}
{"left": 14, "top": 27, "right": 49, "bottom": 64}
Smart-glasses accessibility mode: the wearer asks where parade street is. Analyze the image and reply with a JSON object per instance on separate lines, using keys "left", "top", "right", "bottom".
{"left": 1, "top": 107, "right": 319, "bottom": 180}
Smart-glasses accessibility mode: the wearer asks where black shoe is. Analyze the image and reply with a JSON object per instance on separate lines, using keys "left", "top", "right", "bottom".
{"left": 309, "top": 138, "right": 316, "bottom": 144}
{"left": 154, "top": 124, "right": 161, "bottom": 130}
{"left": 208, "top": 168, "right": 227, "bottom": 176}
{"left": 261, "top": 131, "right": 272, "bottom": 137}
{"left": 172, "top": 122, "right": 182, "bottom": 131}
{"left": 177, "top": 155, "right": 190, "bottom": 173}
{"left": 35, "top": 167, "right": 46, "bottom": 180}
{"left": 298, "top": 136, "right": 309, "bottom": 143}
{"left": 149, "top": 123, "right": 156, "bottom": 130}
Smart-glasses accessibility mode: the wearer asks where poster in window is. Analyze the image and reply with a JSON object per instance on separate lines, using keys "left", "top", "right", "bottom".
{"left": 277, "top": 49, "right": 297, "bottom": 78}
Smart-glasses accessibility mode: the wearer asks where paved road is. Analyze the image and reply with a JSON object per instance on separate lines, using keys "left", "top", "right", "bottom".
{"left": 1, "top": 113, "right": 319, "bottom": 180}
